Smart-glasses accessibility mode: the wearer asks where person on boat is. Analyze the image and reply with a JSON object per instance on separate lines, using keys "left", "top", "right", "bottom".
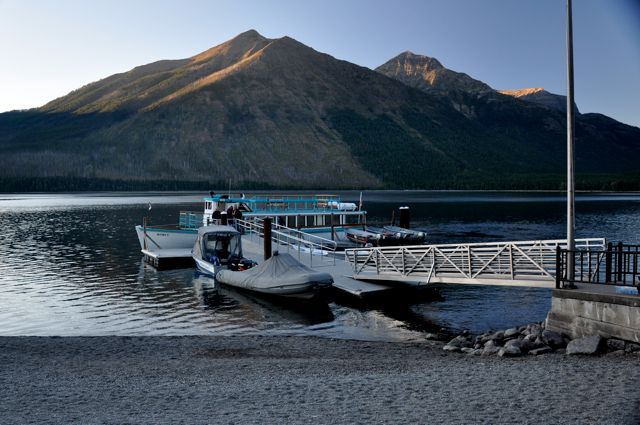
{"left": 212, "top": 210, "right": 221, "bottom": 224}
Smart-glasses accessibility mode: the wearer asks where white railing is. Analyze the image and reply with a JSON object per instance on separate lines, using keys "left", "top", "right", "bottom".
{"left": 345, "top": 238, "right": 606, "bottom": 283}
{"left": 235, "top": 218, "right": 337, "bottom": 267}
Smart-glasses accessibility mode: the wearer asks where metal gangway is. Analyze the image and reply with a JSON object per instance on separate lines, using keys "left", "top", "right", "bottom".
{"left": 234, "top": 218, "right": 338, "bottom": 267}
{"left": 344, "top": 238, "right": 606, "bottom": 288}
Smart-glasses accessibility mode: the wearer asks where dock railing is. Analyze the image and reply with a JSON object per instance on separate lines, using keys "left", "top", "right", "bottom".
{"left": 234, "top": 218, "right": 337, "bottom": 267}
{"left": 557, "top": 242, "right": 640, "bottom": 290}
{"left": 345, "top": 238, "right": 605, "bottom": 286}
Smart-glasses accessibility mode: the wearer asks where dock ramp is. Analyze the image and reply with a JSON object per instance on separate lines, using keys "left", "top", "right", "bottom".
{"left": 344, "top": 238, "right": 606, "bottom": 288}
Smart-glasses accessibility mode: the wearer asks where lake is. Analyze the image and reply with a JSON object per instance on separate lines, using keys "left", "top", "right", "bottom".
{"left": 1, "top": 191, "right": 639, "bottom": 340}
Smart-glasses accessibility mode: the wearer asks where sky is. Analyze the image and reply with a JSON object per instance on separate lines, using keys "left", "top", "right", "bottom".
{"left": 1, "top": 0, "right": 639, "bottom": 126}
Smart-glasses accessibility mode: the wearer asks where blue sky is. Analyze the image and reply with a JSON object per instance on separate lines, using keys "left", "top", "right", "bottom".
{"left": 1, "top": 0, "right": 638, "bottom": 126}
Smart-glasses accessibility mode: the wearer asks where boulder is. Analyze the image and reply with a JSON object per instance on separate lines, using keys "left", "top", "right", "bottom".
{"left": 442, "top": 344, "right": 461, "bottom": 352}
{"left": 528, "top": 346, "right": 553, "bottom": 356}
{"left": 504, "top": 328, "right": 520, "bottom": 339}
{"left": 527, "top": 324, "right": 543, "bottom": 338}
{"left": 460, "top": 347, "right": 475, "bottom": 354}
{"left": 542, "top": 330, "right": 566, "bottom": 349}
{"left": 446, "top": 335, "right": 473, "bottom": 349}
{"left": 566, "top": 335, "right": 604, "bottom": 355}
{"left": 498, "top": 345, "right": 522, "bottom": 357}
{"left": 489, "top": 331, "right": 504, "bottom": 342}
{"left": 482, "top": 340, "right": 500, "bottom": 356}
{"left": 625, "top": 342, "right": 640, "bottom": 353}
{"left": 607, "top": 350, "right": 626, "bottom": 356}
{"left": 504, "top": 338, "right": 523, "bottom": 350}
{"left": 606, "top": 338, "right": 625, "bottom": 352}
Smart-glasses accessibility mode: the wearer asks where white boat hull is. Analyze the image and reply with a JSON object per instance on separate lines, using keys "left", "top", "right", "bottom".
{"left": 135, "top": 225, "right": 198, "bottom": 250}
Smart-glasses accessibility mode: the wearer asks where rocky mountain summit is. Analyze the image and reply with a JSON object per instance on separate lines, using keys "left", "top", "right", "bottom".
{"left": 0, "top": 30, "right": 638, "bottom": 191}
{"left": 499, "top": 87, "right": 579, "bottom": 114}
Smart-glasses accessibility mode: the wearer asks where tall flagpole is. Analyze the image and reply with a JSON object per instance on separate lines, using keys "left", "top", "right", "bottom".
{"left": 566, "top": 0, "right": 576, "bottom": 282}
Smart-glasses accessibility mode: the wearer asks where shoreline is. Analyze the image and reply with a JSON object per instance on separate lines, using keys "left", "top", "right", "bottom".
{"left": 1, "top": 335, "right": 638, "bottom": 424}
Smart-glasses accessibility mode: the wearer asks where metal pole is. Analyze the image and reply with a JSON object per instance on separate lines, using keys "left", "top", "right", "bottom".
{"left": 566, "top": 0, "right": 576, "bottom": 283}
{"left": 263, "top": 217, "right": 272, "bottom": 260}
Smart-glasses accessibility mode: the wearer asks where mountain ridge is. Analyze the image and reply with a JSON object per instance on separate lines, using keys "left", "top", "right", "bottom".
{"left": 1, "top": 30, "right": 638, "bottom": 191}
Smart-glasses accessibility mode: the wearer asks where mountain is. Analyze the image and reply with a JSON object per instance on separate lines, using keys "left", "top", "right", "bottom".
{"left": 1, "top": 30, "right": 639, "bottom": 191}
{"left": 499, "top": 87, "right": 578, "bottom": 114}
{"left": 376, "top": 51, "right": 494, "bottom": 118}
{"left": 375, "top": 51, "right": 640, "bottom": 188}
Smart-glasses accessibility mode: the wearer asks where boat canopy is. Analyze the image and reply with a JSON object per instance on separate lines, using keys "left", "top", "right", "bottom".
{"left": 193, "top": 225, "right": 242, "bottom": 263}
{"left": 216, "top": 252, "right": 333, "bottom": 295}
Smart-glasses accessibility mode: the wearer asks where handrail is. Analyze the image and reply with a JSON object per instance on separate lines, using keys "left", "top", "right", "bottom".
{"left": 557, "top": 242, "right": 640, "bottom": 289}
{"left": 234, "top": 217, "right": 337, "bottom": 267}
{"left": 345, "top": 238, "right": 606, "bottom": 283}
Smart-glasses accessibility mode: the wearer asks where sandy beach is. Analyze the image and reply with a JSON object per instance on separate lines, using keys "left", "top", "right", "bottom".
{"left": 1, "top": 336, "right": 638, "bottom": 424}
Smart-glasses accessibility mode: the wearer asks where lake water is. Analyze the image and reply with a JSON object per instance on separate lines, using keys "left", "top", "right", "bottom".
{"left": 1, "top": 191, "right": 639, "bottom": 341}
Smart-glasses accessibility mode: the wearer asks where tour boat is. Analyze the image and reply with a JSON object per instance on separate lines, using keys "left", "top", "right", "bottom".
{"left": 135, "top": 193, "right": 366, "bottom": 251}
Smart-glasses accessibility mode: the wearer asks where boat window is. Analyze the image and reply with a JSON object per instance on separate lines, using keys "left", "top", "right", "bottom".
{"left": 315, "top": 215, "right": 325, "bottom": 226}
{"left": 204, "top": 234, "right": 241, "bottom": 260}
{"left": 330, "top": 214, "right": 340, "bottom": 225}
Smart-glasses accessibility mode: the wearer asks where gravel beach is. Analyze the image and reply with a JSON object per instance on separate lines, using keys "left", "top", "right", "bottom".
{"left": 1, "top": 336, "right": 638, "bottom": 424}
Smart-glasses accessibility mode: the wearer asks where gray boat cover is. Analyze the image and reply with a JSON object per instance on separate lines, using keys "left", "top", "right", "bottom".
{"left": 216, "top": 253, "right": 333, "bottom": 296}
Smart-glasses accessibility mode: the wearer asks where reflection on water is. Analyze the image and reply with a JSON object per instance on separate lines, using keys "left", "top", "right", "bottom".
{"left": 0, "top": 191, "right": 639, "bottom": 339}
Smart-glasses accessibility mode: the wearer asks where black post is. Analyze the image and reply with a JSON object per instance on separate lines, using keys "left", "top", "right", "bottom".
{"left": 220, "top": 212, "right": 228, "bottom": 225}
{"left": 555, "top": 246, "right": 562, "bottom": 289}
{"left": 617, "top": 241, "right": 623, "bottom": 282}
{"left": 263, "top": 217, "right": 272, "bottom": 261}
{"left": 605, "top": 242, "right": 612, "bottom": 283}
{"left": 399, "top": 207, "right": 410, "bottom": 229}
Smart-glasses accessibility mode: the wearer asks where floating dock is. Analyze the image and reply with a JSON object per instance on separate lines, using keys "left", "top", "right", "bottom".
{"left": 142, "top": 248, "right": 194, "bottom": 270}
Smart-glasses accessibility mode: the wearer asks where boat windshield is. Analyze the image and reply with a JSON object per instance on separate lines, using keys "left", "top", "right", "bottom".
{"left": 203, "top": 233, "right": 242, "bottom": 262}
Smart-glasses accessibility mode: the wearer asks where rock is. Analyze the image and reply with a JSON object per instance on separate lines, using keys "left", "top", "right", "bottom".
{"left": 473, "top": 343, "right": 482, "bottom": 349}
{"left": 505, "top": 339, "right": 523, "bottom": 349}
{"left": 607, "top": 350, "right": 626, "bottom": 356}
{"left": 443, "top": 344, "right": 461, "bottom": 352}
{"left": 482, "top": 340, "right": 500, "bottom": 356}
{"left": 556, "top": 348, "right": 566, "bottom": 355}
{"left": 519, "top": 339, "right": 536, "bottom": 353}
{"left": 527, "top": 324, "right": 543, "bottom": 338}
{"left": 489, "top": 331, "right": 504, "bottom": 342}
{"left": 472, "top": 349, "right": 483, "bottom": 356}
{"left": 498, "top": 345, "right": 522, "bottom": 357}
{"left": 542, "top": 330, "right": 566, "bottom": 349}
{"left": 625, "top": 342, "right": 640, "bottom": 353}
{"left": 424, "top": 333, "right": 445, "bottom": 341}
{"left": 606, "top": 338, "right": 625, "bottom": 352}
{"left": 518, "top": 325, "right": 527, "bottom": 333}
{"left": 528, "top": 346, "right": 553, "bottom": 356}
{"left": 460, "top": 347, "right": 475, "bottom": 354}
{"left": 446, "top": 335, "right": 473, "bottom": 349}
{"left": 566, "top": 335, "right": 604, "bottom": 355}
{"left": 504, "top": 328, "right": 519, "bottom": 339}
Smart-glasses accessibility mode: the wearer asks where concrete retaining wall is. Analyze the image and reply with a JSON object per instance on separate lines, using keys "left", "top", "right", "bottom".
{"left": 546, "top": 289, "right": 640, "bottom": 343}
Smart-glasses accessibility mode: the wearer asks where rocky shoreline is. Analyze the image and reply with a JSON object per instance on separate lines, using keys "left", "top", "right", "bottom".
{"left": 431, "top": 321, "right": 640, "bottom": 357}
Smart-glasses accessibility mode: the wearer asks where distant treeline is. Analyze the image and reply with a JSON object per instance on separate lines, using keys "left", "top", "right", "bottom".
{"left": 0, "top": 177, "right": 282, "bottom": 193}
{"left": 0, "top": 174, "right": 638, "bottom": 193}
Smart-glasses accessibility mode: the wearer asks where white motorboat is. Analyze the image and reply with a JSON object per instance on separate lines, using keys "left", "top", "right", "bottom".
{"left": 192, "top": 226, "right": 333, "bottom": 300}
